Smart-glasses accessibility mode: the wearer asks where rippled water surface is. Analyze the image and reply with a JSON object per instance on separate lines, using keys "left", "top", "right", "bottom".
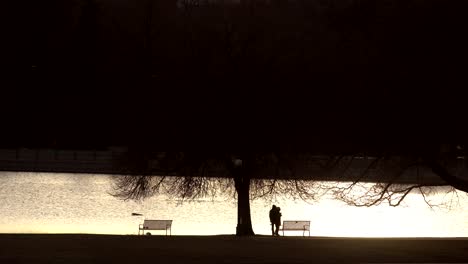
{"left": 1, "top": 172, "right": 467, "bottom": 236}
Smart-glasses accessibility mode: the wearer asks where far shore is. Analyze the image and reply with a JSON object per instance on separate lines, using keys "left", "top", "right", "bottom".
{"left": 1, "top": 234, "right": 468, "bottom": 263}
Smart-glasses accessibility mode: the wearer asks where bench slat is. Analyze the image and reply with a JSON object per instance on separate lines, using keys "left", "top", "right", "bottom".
{"left": 281, "top": 221, "right": 310, "bottom": 236}
{"left": 142, "top": 220, "right": 172, "bottom": 230}
{"left": 138, "top": 220, "right": 172, "bottom": 236}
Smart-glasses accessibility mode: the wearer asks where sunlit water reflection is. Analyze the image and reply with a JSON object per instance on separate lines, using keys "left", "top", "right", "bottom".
{"left": 0, "top": 172, "right": 467, "bottom": 236}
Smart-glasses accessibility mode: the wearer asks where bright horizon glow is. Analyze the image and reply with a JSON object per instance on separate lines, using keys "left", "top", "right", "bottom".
{"left": 274, "top": 181, "right": 467, "bottom": 238}
{"left": 0, "top": 172, "right": 467, "bottom": 237}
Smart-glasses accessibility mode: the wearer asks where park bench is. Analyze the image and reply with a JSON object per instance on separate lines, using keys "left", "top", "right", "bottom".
{"left": 138, "top": 220, "right": 172, "bottom": 236}
{"left": 280, "top": 220, "right": 310, "bottom": 236}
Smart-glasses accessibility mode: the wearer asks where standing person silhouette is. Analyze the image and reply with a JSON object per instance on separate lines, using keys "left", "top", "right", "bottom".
{"left": 269, "top": 205, "right": 282, "bottom": 236}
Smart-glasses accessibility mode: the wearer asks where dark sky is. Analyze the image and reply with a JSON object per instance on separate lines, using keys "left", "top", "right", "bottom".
{"left": 6, "top": 0, "right": 468, "bottom": 151}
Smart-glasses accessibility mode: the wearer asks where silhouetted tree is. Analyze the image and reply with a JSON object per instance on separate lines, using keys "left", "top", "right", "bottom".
{"left": 315, "top": 144, "right": 468, "bottom": 207}
{"left": 112, "top": 144, "right": 467, "bottom": 235}
{"left": 112, "top": 151, "right": 323, "bottom": 236}
{"left": 75, "top": 0, "right": 101, "bottom": 80}
{"left": 27, "top": 0, "right": 468, "bottom": 235}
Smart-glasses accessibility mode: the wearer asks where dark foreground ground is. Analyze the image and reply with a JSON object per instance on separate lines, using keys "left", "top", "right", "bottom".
{"left": 1, "top": 234, "right": 467, "bottom": 264}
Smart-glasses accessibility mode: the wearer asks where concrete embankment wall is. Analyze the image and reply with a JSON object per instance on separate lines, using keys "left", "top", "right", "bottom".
{"left": 0, "top": 148, "right": 465, "bottom": 185}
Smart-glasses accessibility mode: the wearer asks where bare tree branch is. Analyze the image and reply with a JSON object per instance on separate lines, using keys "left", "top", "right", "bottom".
{"left": 425, "top": 157, "right": 468, "bottom": 193}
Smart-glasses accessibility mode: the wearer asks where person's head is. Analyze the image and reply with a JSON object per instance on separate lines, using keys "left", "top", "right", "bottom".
{"left": 272, "top": 205, "right": 277, "bottom": 209}
{"left": 277, "top": 207, "right": 281, "bottom": 211}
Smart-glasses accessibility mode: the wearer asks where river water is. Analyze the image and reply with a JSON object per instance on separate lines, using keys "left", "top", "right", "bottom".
{"left": 0, "top": 172, "right": 467, "bottom": 237}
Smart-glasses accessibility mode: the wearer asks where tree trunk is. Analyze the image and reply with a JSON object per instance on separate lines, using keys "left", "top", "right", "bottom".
{"left": 426, "top": 158, "right": 468, "bottom": 193}
{"left": 234, "top": 166, "right": 255, "bottom": 236}
{"left": 422, "top": 146, "right": 468, "bottom": 193}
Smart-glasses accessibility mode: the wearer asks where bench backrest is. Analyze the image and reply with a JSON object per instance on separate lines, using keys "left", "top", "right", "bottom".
{"left": 143, "top": 220, "right": 172, "bottom": 230}
{"left": 282, "top": 221, "right": 310, "bottom": 231}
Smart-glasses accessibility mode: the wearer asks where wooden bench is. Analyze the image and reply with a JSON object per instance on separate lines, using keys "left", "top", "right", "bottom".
{"left": 138, "top": 220, "right": 172, "bottom": 236}
{"left": 281, "top": 220, "right": 310, "bottom": 236}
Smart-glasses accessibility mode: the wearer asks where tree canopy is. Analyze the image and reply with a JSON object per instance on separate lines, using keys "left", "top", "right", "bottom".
{"left": 112, "top": 146, "right": 468, "bottom": 235}
{"left": 12, "top": 0, "right": 468, "bottom": 235}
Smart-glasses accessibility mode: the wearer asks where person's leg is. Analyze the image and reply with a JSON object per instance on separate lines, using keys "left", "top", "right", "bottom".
{"left": 271, "top": 223, "right": 275, "bottom": 236}
{"left": 274, "top": 223, "right": 280, "bottom": 236}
